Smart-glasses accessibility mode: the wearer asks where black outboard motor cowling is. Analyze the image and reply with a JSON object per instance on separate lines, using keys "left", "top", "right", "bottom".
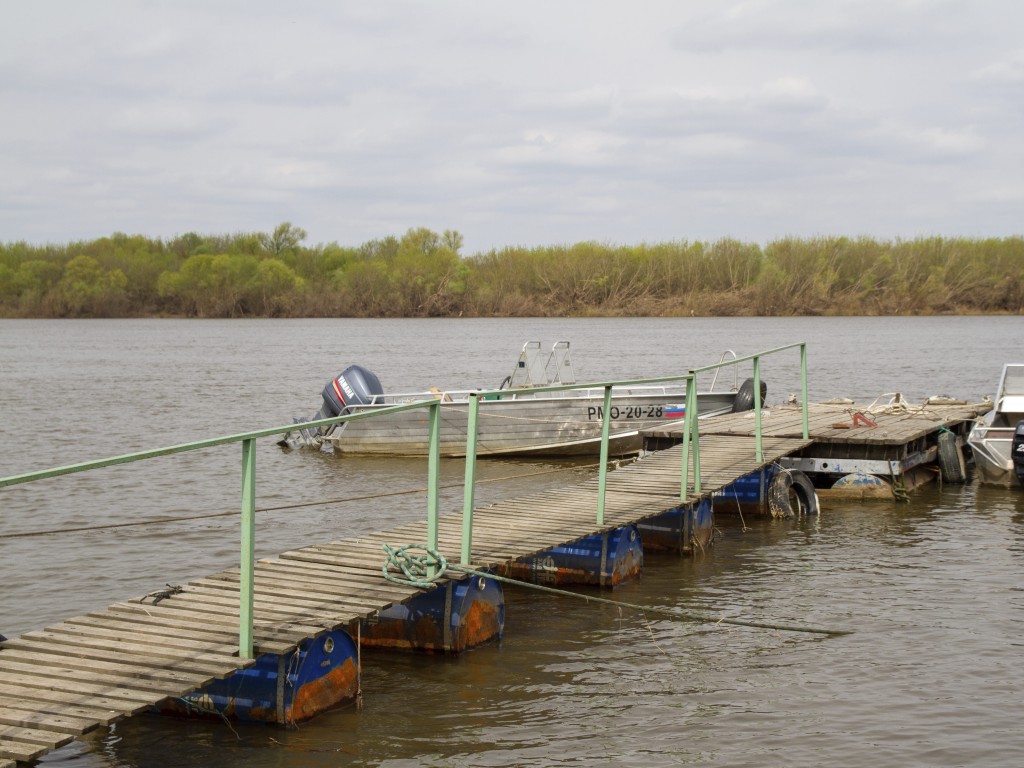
{"left": 1011, "top": 420, "right": 1024, "bottom": 489}
{"left": 279, "top": 365, "right": 384, "bottom": 449}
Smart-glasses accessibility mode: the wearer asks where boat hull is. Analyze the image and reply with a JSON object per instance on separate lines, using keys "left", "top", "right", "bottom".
{"left": 967, "top": 424, "right": 1017, "bottom": 485}
{"left": 326, "top": 391, "right": 737, "bottom": 457}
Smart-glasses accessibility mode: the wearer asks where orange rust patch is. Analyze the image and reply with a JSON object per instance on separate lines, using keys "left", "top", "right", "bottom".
{"left": 360, "top": 619, "right": 409, "bottom": 642}
{"left": 247, "top": 705, "right": 275, "bottom": 722}
{"left": 456, "top": 597, "right": 502, "bottom": 650}
{"left": 289, "top": 658, "right": 359, "bottom": 722}
{"left": 360, "top": 614, "right": 444, "bottom": 652}
{"left": 609, "top": 548, "right": 642, "bottom": 585}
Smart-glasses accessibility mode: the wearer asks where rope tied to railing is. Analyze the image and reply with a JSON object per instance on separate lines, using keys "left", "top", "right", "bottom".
{"left": 381, "top": 543, "right": 448, "bottom": 587}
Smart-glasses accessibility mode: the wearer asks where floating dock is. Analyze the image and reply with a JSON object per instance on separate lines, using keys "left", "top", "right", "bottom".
{"left": 0, "top": 434, "right": 809, "bottom": 765}
{"left": 643, "top": 399, "right": 989, "bottom": 498}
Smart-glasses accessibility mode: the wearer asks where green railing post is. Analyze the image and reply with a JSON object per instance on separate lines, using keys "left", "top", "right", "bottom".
{"left": 596, "top": 385, "right": 613, "bottom": 526}
{"left": 680, "top": 373, "right": 693, "bottom": 501}
{"left": 689, "top": 374, "right": 701, "bottom": 496}
{"left": 240, "top": 438, "right": 256, "bottom": 659}
{"left": 426, "top": 400, "right": 441, "bottom": 579}
{"left": 800, "top": 343, "right": 810, "bottom": 439}
{"left": 461, "top": 393, "right": 481, "bottom": 565}
{"left": 753, "top": 356, "right": 764, "bottom": 463}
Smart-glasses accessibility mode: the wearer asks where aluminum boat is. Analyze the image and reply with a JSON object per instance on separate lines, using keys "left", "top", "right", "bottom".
{"left": 966, "top": 363, "right": 1024, "bottom": 486}
{"left": 281, "top": 342, "right": 763, "bottom": 458}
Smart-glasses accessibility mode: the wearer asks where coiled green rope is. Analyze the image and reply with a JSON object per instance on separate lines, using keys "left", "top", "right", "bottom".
{"left": 381, "top": 543, "right": 448, "bottom": 587}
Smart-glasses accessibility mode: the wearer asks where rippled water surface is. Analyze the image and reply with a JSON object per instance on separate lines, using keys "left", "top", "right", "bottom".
{"left": 2, "top": 317, "right": 1024, "bottom": 767}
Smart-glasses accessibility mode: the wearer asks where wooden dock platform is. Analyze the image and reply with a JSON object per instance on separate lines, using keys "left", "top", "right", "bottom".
{"left": 642, "top": 399, "right": 990, "bottom": 492}
{"left": 0, "top": 434, "right": 809, "bottom": 765}
{"left": 643, "top": 400, "right": 987, "bottom": 445}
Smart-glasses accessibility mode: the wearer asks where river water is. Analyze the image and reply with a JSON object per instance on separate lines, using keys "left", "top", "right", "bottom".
{"left": 2, "top": 316, "right": 1023, "bottom": 767}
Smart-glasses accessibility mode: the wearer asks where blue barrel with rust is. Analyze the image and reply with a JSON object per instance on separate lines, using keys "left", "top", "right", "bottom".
{"left": 637, "top": 498, "right": 713, "bottom": 553}
{"left": 504, "top": 524, "right": 643, "bottom": 586}
{"left": 360, "top": 574, "right": 505, "bottom": 653}
{"left": 160, "top": 629, "right": 359, "bottom": 724}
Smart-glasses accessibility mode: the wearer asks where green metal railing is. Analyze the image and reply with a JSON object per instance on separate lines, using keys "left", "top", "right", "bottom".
{"left": 1, "top": 343, "right": 808, "bottom": 659}
{"left": 679, "top": 342, "right": 809, "bottom": 496}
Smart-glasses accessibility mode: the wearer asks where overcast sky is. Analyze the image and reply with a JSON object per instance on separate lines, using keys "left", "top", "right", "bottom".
{"left": 2, "top": 1, "right": 1022, "bottom": 253}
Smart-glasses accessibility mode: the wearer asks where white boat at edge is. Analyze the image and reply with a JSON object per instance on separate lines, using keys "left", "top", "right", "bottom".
{"left": 966, "top": 363, "right": 1024, "bottom": 486}
{"left": 283, "top": 342, "right": 760, "bottom": 458}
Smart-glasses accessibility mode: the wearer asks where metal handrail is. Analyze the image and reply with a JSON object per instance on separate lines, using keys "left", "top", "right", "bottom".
{"left": 708, "top": 349, "right": 738, "bottom": 391}
{"left": 1, "top": 342, "right": 809, "bottom": 659}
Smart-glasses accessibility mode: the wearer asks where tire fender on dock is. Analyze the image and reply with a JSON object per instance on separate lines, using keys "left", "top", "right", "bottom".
{"left": 767, "top": 468, "right": 819, "bottom": 519}
{"left": 733, "top": 377, "right": 768, "bottom": 412}
{"left": 936, "top": 430, "right": 966, "bottom": 484}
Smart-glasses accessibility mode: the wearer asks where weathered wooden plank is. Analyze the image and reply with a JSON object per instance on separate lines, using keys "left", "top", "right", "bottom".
{"left": 0, "top": 652, "right": 212, "bottom": 693}
{"left": 0, "top": 703, "right": 98, "bottom": 736}
{"left": 0, "top": 670, "right": 156, "bottom": 707}
{"left": 251, "top": 562, "right": 418, "bottom": 598}
{"left": 190, "top": 576, "right": 398, "bottom": 614}
{"left": 0, "top": 734, "right": 53, "bottom": 762}
{"left": 0, "top": 695, "right": 121, "bottom": 727}
{"left": 101, "top": 604, "right": 313, "bottom": 653}
{"left": 31, "top": 621, "right": 244, "bottom": 657}
{"left": 2, "top": 636, "right": 241, "bottom": 677}
{"left": 0, "top": 723, "right": 74, "bottom": 750}
{"left": 74, "top": 610, "right": 242, "bottom": 641}
{"left": 0, "top": 685, "right": 139, "bottom": 722}
{"left": 204, "top": 569, "right": 409, "bottom": 604}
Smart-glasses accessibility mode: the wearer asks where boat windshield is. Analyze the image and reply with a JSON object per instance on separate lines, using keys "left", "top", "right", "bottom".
{"left": 1002, "top": 365, "right": 1024, "bottom": 396}
{"left": 998, "top": 364, "right": 1024, "bottom": 415}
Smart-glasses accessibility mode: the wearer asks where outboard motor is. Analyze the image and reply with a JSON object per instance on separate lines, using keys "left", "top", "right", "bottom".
{"left": 1012, "top": 420, "right": 1024, "bottom": 489}
{"left": 279, "top": 365, "right": 384, "bottom": 449}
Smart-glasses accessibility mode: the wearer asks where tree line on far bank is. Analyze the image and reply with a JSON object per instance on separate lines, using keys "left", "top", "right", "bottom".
{"left": 1, "top": 222, "right": 1022, "bottom": 318}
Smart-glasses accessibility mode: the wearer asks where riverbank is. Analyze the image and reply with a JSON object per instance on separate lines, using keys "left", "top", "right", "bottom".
{"left": 3, "top": 230, "right": 1022, "bottom": 318}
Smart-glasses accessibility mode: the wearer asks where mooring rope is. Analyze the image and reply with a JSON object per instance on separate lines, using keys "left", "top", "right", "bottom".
{"left": 381, "top": 543, "right": 851, "bottom": 637}
{"left": 381, "top": 543, "right": 449, "bottom": 587}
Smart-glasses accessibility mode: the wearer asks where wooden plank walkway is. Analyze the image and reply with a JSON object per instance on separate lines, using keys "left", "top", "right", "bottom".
{"left": 0, "top": 434, "right": 809, "bottom": 765}
{"left": 643, "top": 401, "right": 989, "bottom": 446}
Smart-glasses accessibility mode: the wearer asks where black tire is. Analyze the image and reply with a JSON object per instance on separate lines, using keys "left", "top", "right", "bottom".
{"left": 767, "top": 469, "right": 819, "bottom": 519}
{"left": 937, "top": 430, "right": 966, "bottom": 483}
{"left": 732, "top": 377, "right": 768, "bottom": 412}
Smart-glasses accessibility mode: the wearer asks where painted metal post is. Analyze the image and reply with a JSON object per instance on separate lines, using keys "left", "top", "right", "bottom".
{"left": 753, "top": 356, "right": 764, "bottom": 462}
{"left": 426, "top": 401, "right": 441, "bottom": 578}
{"left": 596, "top": 385, "right": 613, "bottom": 526}
{"left": 684, "top": 372, "right": 700, "bottom": 499}
{"left": 240, "top": 438, "right": 256, "bottom": 659}
{"left": 689, "top": 374, "right": 701, "bottom": 496}
{"left": 461, "top": 393, "right": 480, "bottom": 565}
{"left": 800, "top": 343, "right": 810, "bottom": 439}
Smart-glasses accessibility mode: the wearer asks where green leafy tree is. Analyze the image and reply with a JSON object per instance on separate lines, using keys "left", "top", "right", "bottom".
{"left": 260, "top": 222, "right": 307, "bottom": 256}
{"left": 59, "top": 255, "right": 128, "bottom": 316}
{"left": 248, "top": 258, "right": 304, "bottom": 315}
